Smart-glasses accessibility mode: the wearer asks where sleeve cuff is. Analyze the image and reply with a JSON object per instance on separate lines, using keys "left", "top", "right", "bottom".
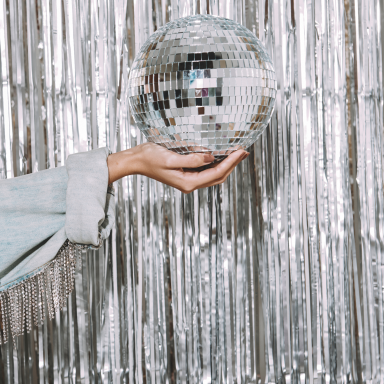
{"left": 65, "top": 147, "right": 115, "bottom": 246}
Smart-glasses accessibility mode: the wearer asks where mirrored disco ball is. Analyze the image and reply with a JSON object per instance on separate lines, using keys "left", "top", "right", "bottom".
{"left": 128, "top": 14, "right": 277, "bottom": 158}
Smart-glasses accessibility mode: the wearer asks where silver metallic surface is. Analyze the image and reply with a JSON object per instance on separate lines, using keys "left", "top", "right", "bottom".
{"left": 0, "top": 0, "right": 383, "bottom": 383}
{"left": 128, "top": 14, "right": 276, "bottom": 157}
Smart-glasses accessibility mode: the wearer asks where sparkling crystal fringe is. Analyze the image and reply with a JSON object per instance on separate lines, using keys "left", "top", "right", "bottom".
{"left": 0, "top": 240, "right": 84, "bottom": 345}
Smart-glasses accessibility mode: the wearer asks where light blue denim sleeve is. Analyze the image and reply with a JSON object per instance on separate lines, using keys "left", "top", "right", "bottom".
{"left": 0, "top": 167, "right": 68, "bottom": 285}
{"left": 65, "top": 147, "right": 111, "bottom": 245}
{"left": 0, "top": 147, "right": 115, "bottom": 290}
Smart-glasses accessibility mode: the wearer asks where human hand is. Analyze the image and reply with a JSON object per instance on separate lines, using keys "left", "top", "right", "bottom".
{"left": 107, "top": 143, "right": 249, "bottom": 194}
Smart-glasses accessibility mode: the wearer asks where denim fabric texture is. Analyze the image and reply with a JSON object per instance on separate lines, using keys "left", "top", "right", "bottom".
{"left": 0, "top": 147, "right": 115, "bottom": 291}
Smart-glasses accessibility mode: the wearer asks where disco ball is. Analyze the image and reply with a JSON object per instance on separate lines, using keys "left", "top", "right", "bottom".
{"left": 127, "top": 14, "right": 277, "bottom": 158}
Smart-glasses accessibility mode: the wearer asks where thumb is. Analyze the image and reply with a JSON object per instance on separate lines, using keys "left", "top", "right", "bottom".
{"left": 167, "top": 152, "right": 215, "bottom": 169}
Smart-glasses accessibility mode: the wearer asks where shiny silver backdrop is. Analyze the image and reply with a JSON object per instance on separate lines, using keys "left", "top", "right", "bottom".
{"left": 0, "top": 1, "right": 383, "bottom": 384}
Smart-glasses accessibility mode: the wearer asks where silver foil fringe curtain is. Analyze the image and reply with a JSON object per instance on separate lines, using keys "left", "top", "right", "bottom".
{"left": 1, "top": 0, "right": 384, "bottom": 383}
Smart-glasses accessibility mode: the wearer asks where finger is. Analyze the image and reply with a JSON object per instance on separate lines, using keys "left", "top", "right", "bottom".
{"left": 198, "top": 151, "right": 248, "bottom": 188}
{"left": 166, "top": 152, "right": 215, "bottom": 169}
{"left": 178, "top": 150, "right": 248, "bottom": 191}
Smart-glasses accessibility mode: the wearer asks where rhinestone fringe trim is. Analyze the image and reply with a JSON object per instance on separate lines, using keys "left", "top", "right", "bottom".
{"left": 0, "top": 240, "right": 85, "bottom": 345}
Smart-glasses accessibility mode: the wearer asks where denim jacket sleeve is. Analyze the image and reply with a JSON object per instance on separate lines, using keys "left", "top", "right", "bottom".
{"left": 0, "top": 147, "right": 115, "bottom": 291}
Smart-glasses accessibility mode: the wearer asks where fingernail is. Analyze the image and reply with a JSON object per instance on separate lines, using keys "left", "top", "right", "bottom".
{"left": 204, "top": 154, "right": 214, "bottom": 163}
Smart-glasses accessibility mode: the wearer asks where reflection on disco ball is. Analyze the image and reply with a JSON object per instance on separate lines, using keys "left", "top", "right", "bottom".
{"left": 127, "top": 14, "right": 277, "bottom": 159}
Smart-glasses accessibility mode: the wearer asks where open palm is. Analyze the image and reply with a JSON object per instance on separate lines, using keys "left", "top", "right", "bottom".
{"left": 107, "top": 142, "right": 249, "bottom": 193}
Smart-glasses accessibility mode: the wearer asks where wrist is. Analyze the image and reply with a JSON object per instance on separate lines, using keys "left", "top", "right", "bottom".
{"left": 107, "top": 146, "right": 143, "bottom": 183}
